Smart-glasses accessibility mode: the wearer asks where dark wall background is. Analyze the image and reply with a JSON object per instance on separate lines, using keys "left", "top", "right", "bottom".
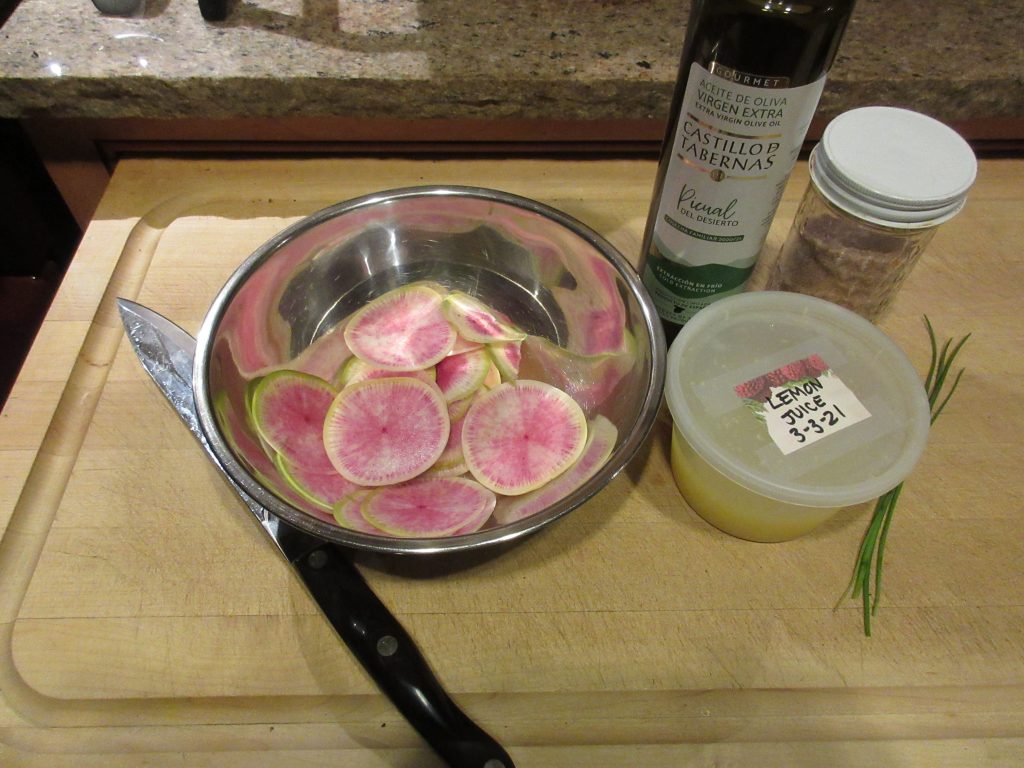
{"left": 0, "top": 119, "right": 81, "bottom": 410}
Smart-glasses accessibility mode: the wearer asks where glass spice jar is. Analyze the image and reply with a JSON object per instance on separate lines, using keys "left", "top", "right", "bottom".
{"left": 767, "top": 106, "right": 977, "bottom": 322}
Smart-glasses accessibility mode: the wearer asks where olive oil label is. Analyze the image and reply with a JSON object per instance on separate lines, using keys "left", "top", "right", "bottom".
{"left": 734, "top": 355, "right": 871, "bottom": 455}
{"left": 644, "top": 61, "right": 825, "bottom": 325}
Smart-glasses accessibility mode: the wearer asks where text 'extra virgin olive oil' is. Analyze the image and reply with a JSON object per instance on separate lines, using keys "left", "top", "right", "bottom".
{"left": 640, "top": 0, "right": 856, "bottom": 340}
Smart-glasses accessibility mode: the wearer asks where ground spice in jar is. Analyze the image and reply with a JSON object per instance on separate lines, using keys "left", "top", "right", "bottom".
{"left": 767, "top": 107, "right": 977, "bottom": 322}
{"left": 768, "top": 197, "right": 936, "bottom": 321}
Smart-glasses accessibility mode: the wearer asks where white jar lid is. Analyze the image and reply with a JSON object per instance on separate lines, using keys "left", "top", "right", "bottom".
{"left": 811, "top": 106, "right": 977, "bottom": 229}
{"left": 665, "top": 292, "right": 931, "bottom": 508}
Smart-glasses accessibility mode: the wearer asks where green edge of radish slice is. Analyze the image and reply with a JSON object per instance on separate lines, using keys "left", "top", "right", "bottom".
{"left": 435, "top": 347, "right": 491, "bottom": 403}
{"left": 487, "top": 340, "right": 522, "bottom": 382}
{"left": 339, "top": 357, "right": 437, "bottom": 388}
{"left": 332, "top": 490, "right": 385, "bottom": 534}
{"left": 441, "top": 291, "right": 527, "bottom": 343}
{"left": 275, "top": 452, "right": 363, "bottom": 512}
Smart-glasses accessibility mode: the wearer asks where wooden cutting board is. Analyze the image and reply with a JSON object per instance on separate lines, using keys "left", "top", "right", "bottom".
{"left": 1, "top": 157, "right": 1022, "bottom": 767}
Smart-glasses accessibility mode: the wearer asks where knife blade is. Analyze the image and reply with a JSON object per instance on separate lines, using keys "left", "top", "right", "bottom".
{"left": 116, "top": 298, "right": 513, "bottom": 768}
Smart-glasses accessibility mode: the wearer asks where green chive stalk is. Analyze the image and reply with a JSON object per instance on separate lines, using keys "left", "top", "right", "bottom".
{"left": 837, "top": 316, "right": 970, "bottom": 636}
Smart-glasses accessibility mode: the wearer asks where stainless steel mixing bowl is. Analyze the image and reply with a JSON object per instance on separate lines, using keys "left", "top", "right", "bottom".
{"left": 193, "top": 186, "right": 665, "bottom": 554}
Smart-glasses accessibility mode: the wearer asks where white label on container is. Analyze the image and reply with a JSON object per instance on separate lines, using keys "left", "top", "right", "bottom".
{"left": 734, "top": 355, "right": 871, "bottom": 455}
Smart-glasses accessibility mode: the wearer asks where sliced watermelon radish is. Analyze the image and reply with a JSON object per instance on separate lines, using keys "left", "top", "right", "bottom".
{"left": 448, "top": 335, "right": 485, "bottom": 356}
{"left": 251, "top": 371, "right": 337, "bottom": 474}
{"left": 343, "top": 284, "right": 456, "bottom": 371}
{"left": 441, "top": 291, "right": 527, "bottom": 343}
{"left": 435, "top": 347, "right": 491, "bottom": 403}
{"left": 275, "top": 452, "right": 363, "bottom": 511}
{"left": 338, "top": 356, "right": 436, "bottom": 388}
{"left": 323, "top": 376, "right": 450, "bottom": 486}
{"left": 215, "top": 391, "right": 335, "bottom": 523}
{"left": 451, "top": 495, "right": 495, "bottom": 535}
{"left": 493, "top": 415, "right": 618, "bottom": 525}
{"left": 446, "top": 392, "right": 477, "bottom": 423}
{"left": 488, "top": 340, "right": 522, "bottom": 382}
{"left": 462, "top": 379, "right": 587, "bottom": 496}
{"left": 333, "top": 490, "right": 387, "bottom": 534}
{"left": 334, "top": 356, "right": 361, "bottom": 387}
{"left": 429, "top": 406, "right": 469, "bottom": 476}
{"left": 232, "top": 286, "right": 626, "bottom": 538}
{"left": 361, "top": 476, "right": 497, "bottom": 537}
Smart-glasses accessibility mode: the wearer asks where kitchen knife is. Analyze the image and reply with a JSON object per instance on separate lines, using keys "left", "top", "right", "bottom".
{"left": 117, "top": 298, "right": 513, "bottom": 768}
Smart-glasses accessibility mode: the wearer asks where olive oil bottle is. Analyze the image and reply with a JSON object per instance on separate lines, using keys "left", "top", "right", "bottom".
{"left": 640, "top": 0, "right": 856, "bottom": 339}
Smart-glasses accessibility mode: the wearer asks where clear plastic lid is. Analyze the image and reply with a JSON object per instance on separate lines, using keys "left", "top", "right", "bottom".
{"left": 812, "top": 106, "right": 977, "bottom": 229}
{"left": 665, "top": 292, "right": 931, "bottom": 508}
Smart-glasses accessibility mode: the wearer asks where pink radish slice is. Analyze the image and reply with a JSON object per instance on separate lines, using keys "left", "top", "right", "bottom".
{"left": 493, "top": 415, "right": 618, "bottom": 525}
{"left": 488, "top": 340, "right": 522, "bottom": 382}
{"left": 429, "top": 408, "right": 468, "bottom": 476}
{"left": 333, "top": 491, "right": 387, "bottom": 534}
{"left": 338, "top": 357, "right": 436, "bottom": 388}
{"left": 251, "top": 371, "right": 337, "bottom": 474}
{"left": 275, "top": 453, "right": 363, "bottom": 511}
{"left": 361, "top": 476, "right": 497, "bottom": 537}
{"left": 323, "top": 377, "right": 450, "bottom": 486}
{"left": 216, "top": 387, "right": 342, "bottom": 525}
{"left": 462, "top": 379, "right": 587, "bottom": 496}
{"left": 435, "top": 347, "right": 491, "bottom": 403}
{"left": 343, "top": 285, "right": 456, "bottom": 371}
{"left": 441, "top": 291, "right": 527, "bottom": 343}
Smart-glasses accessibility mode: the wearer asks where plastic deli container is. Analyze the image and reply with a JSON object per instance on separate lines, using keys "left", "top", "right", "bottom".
{"left": 664, "top": 292, "right": 931, "bottom": 542}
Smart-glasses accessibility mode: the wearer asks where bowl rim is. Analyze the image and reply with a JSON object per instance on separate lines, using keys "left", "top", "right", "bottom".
{"left": 193, "top": 184, "right": 666, "bottom": 555}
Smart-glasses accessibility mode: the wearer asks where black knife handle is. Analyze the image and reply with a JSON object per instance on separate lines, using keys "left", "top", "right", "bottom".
{"left": 198, "top": 0, "right": 229, "bottom": 21}
{"left": 293, "top": 543, "right": 514, "bottom": 768}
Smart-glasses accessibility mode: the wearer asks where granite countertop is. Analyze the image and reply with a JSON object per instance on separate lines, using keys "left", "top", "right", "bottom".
{"left": 0, "top": 0, "right": 1021, "bottom": 128}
